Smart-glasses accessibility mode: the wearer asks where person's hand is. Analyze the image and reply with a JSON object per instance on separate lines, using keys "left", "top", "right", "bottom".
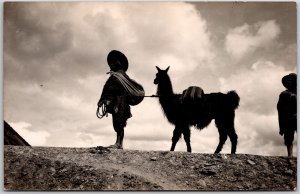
{"left": 279, "top": 130, "right": 284, "bottom": 136}
{"left": 98, "top": 100, "right": 103, "bottom": 107}
{"left": 106, "top": 100, "right": 111, "bottom": 106}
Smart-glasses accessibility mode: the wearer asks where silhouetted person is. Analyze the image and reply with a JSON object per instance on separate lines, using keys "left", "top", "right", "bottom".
{"left": 277, "top": 73, "right": 297, "bottom": 157}
{"left": 97, "top": 50, "right": 144, "bottom": 149}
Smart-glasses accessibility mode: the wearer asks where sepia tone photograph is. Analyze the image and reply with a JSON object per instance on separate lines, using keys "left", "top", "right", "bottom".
{"left": 3, "top": 1, "right": 297, "bottom": 191}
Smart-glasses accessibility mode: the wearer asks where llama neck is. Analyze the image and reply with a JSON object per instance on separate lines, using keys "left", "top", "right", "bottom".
{"left": 156, "top": 75, "right": 178, "bottom": 125}
{"left": 157, "top": 76, "right": 174, "bottom": 96}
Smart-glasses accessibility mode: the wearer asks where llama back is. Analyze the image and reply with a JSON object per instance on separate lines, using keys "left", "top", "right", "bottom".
{"left": 194, "top": 91, "right": 238, "bottom": 115}
{"left": 193, "top": 91, "right": 239, "bottom": 130}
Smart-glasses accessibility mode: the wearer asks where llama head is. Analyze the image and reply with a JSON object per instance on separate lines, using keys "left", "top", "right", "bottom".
{"left": 154, "top": 66, "right": 170, "bottom": 85}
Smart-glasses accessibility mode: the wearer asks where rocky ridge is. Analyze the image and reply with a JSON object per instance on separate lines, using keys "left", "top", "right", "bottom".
{"left": 4, "top": 145, "right": 297, "bottom": 191}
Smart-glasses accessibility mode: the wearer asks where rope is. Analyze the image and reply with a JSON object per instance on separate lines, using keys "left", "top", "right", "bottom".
{"left": 143, "top": 94, "right": 160, "bottom": 97}
{"left": 97, "top": 71, "right": 160, "bottom": 119}
{"left": 96, "top": 104, "right": 108, "bottom": 119}
{"left": 96, "top": 94, "right": 159, "bottom": 119}
{"left": 109, "top": 71, "right": 145, "bottom": 97}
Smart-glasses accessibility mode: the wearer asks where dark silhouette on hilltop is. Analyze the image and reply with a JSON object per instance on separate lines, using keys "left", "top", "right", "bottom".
{"left": 154, "top": 66, "right": 239, "bottom": 153}
{"left": 97, "top": 50, "right": 144, "bottom": 149}
{"left": 4, "top": 120, "right": 30, "bottom": 146}
{"left": 277, "top": 73, "right": 297, "bottom": 157}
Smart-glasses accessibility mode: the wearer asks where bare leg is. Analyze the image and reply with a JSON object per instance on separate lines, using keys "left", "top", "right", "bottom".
{"left": 118, "top": 129, "right": 124, "bottom": 149}
{"left": 170, "top": 126, "right": 182, "bottom": 151}
{"left": 284, "top": 129, "right": 296, "bottom": 157}
{"left": 111, "top": 115, "right": 125, "bottom": 149}
{"left": 287, "top": 144, "right": 293, "bottom": 157}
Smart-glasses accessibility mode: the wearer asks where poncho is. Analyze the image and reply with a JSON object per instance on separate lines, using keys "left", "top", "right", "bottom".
{"left": 97, "top": 71, "right": 144, "bottom": 125}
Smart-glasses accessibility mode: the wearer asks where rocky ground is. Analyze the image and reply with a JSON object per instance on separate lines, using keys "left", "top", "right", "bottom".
{"left": 4, "top": 145, "right": 297, "bottom": 191}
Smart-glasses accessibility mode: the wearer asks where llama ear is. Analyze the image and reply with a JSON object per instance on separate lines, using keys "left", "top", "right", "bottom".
{"left": 165, "top": 66, "right": 170, "bottom": 72}
{"left": 156, "top": 66, "right": 161, "bottom": 72}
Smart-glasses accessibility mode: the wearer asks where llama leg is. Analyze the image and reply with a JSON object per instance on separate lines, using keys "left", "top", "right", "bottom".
{"left": 228, "top": 129, "right": 238, "bottom": 154}
{"left": 214, "top": 132, "right": 228, "bottom": 154}
{"left": 170, "top": 126, "right": 182, "bottom": 151}
{"left": 182, "top": 128, "right": 192, "bottom": 152}
{"left": 214, "top": 119, "right": 228, "bottom": 154}
{"left": 225, "top": 111, "right": 238, "bottom": 154}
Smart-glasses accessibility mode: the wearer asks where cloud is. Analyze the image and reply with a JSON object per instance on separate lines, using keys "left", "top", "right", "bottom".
{"left": 220, "top": 60, "right": 288, "bottom": 115}
{"left": 4, "top": 1, "right": 214, "bottom": 142}
{"left": 4, "top": 2, "right": 215, "bottom": 125}
{"left": 225, "top": 20, "right": 281, "bottom": 60}
{"left": 275, "top": 43, "right": 297, "bottom": 71}
{"left": 219, "top": 60, "right": 296, "bottom": 156}
{"left": 4, "top": 2, "right": 214, "bottom": 84}
{"left": 237, "top": 111, "right": 297, "bottom": 156}
{"left": 10, "top": 122, "right": 50, "bottom": 146}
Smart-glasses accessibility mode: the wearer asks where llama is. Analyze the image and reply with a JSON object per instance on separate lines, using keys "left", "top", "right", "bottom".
{"left": 154, "top": 66, "right": 240, "bottom": 154}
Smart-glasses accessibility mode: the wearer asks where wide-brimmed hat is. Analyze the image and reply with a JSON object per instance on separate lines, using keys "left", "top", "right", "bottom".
{"left": 282, "top": 73, "right": 297, "bottom": 89}
{"left": 107, "top": 50, "right": 128, "bottom": 72}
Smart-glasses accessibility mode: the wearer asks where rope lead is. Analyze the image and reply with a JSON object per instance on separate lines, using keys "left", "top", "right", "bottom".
{"left": 96, "top": 94, "right": 159, "bottom": 119}
{"left": 96, "top": 104, "right": 107, "bottom": 119}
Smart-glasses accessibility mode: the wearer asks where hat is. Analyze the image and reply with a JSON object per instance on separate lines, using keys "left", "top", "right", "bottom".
{"left": 282, "top": 73, "right": 297, "bottom": 89}
{"left": 107, "top": 50, "right": 128, "bottom": 72}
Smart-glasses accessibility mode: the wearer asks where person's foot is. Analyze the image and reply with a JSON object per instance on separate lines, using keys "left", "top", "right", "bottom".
{"left": 107, "top": 144, "right": 118, "bottom": 148}
{"left": 107, "top": 144, "right": 123, "bottom": 149}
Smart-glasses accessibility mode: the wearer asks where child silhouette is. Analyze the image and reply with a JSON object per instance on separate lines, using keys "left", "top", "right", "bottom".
{"left": 277, "top": 73, "right": 297, "bottom": 157}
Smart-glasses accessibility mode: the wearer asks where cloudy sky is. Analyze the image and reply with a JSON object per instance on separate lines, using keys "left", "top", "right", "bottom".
{"left": 4, "top": 2, "right": 297, "bottom": 156}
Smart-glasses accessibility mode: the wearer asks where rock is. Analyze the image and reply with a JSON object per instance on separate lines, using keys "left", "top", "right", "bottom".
{"left": 203, "top": 163, "right": 216, "bottom": 167}
{"left": 247, "top": 160, "right": 255, "bottom": 165}
{"left": 261, "top": 183, "right": 267, "bottom": 189}
{"left": 232, "top": 159, "right": 241, "bottom": 164}
{"left": 60, "top": 168, "right": 68, "bottom": 173}
{"left": 285, "top": 169, "right": 293, "bottom": 176}
{"left": 150, "top": 157, "right": 157, "bottom": 161}
{"left": 21, "top": 171, "right": 28, "bottom": 176}
{"left": 160, "top": 152, "right": 169, "bottom": 156}
{"left": 50, "top": 167, "right": 56, "bottom": 174}
{"left": 197, "top": 180, "right": 207, "bottom": 188}
{"left": 244, "top": 181, "right": 253, "bottom": 189}
{"left": 89, "top": 146, "right": 111, "bottom": 154}
{"left": 89, "top": 150, "right": 96, "bottom": 154}
{"left": 200, "top": 168, "right": 216, "bottom": 176}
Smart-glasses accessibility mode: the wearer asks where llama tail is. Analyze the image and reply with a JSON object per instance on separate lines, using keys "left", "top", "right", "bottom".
{"left": 226, "top": 90, "right": 240, "bottom": 110}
